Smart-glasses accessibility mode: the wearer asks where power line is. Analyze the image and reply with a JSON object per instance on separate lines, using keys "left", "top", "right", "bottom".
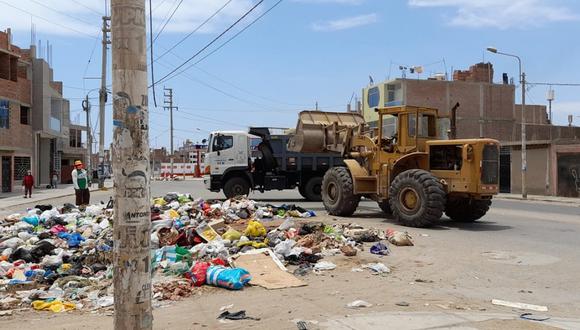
{"left": 528, "top": 82, "right": 580, "bottom": 87}
{"left": 154, "top": 0, "right": 234, "bottom": 63}
{"left": 152, "top": 0, "right": 264, "bottom": 86}
{"left": 70, "top": 0, "right": 103, "bottom": 15}
{"left": 187, "top": 0, "right": 284, "bottom": 68}
{"left": 0, "top": 0, "right": 98, "bottom": 39}
{"left": 26, "top": 0, "right": 97, "bottom": 26}
{"left": 151, "top": 0, "right": 184, "bottom": 45}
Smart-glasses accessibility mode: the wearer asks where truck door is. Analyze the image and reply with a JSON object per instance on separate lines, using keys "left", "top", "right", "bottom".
{"left": 210, "top": 133, "right": 248, "bottom": 175}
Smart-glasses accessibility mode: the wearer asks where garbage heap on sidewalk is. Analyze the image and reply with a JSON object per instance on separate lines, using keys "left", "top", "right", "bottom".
{"left": 0, "top": 193, "right": 399, "bottom": 313}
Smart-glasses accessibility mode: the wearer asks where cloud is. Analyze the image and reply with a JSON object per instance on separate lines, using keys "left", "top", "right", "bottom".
{"left": 2, "top": 0, "right": 257, "bottom": 38}
{"left": 408, "top": 0, "right": 579, "bottom": 29}
{"left": 311, "top": 13, "right": 378, "bottom": 31}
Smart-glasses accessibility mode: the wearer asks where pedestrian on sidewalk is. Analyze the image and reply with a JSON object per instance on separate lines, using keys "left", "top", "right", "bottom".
{"left": 72, "top": 160, "right": 90, "bottom": 208}
{"left": 51, "top": 171, "right": 59, "bottom": 189}
{"left": 22, "top": 170, "right": 34, "bottom": 198}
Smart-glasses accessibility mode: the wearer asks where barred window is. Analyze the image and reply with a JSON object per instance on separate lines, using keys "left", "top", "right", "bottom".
{"left": 14, "top": 157, "right": 31, "bottom": 180}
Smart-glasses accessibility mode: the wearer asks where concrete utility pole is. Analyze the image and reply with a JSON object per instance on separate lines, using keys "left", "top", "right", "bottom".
{"left": 99, "top": 15, "right": 111, "bottom": 189}
{"left": 111, "top": 0, "right": 152, "bottom": 329}
{"left": 82, "top": 95, "right": 92, "bottom": 187}
{"left": 163, "top": 88, "right": 176, "bottom": 179}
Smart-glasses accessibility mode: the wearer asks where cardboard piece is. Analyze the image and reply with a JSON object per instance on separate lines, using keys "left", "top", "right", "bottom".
{"left": 234, "top": 249, "right": 306, "bottom": 290}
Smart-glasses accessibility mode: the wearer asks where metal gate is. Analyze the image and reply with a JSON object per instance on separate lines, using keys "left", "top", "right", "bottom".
{"left": 499, "top": 146, "right": 511, "bottom": 193}
{"left": 1, "top": 156, "right": 11, "bottom": 192}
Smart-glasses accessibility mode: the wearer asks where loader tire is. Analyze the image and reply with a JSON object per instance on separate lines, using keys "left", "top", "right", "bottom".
{"left": 445, "top": 198, "right": 491, "bottom": 222}
{"left": 223, "top": 177, "right": 250, "bottom": 199}
{"left": 303, "top": 177, "right": 323, "bottom": 201}
{"left": 389, "top": 169, "right": 446, "bottom": 227}
{"left": 322, "top": 167, "right": 360, "bottom": 216}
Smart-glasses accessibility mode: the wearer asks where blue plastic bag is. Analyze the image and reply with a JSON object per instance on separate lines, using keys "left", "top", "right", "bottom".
{"left": 22, "top": 215, "right": 39, "bottom": 226}
{"left": 206, "top": 266, "right": 251, "bottom": 290}
{"left": 370, "top": 241, "right": 390, "bottom": 256}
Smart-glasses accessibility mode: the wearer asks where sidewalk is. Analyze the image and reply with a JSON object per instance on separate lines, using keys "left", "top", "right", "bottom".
{"left": 0, "top": 180, "right": 114, "bottom": 211}
{"left": 496, "top": 192, "right": 580, "bottom": 205}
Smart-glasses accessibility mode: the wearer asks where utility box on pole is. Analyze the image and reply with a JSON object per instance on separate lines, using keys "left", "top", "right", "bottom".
{"left": 111, "top": 0, "right": 152, "bottom": 328}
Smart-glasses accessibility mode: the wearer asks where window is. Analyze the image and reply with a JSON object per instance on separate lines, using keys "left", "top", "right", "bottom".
{"left": 0, "top": 100, "right": 9, "bottom": 129}
{"left": 212, "top": 135, "right": 233, "bottom": 152}
{"left": 409, "top": 114, "right": 436, "bottom": 137}
{"left": 69, "top": 128, "right": 82, "bottom": 148}
{"left": 14, "top": 157, "right": 31, "bottom": 180}
{"left": 20, "top": 106, "right": 30, "bottom": 125}
{"left": 367, "top": 86, "right": 380, "bottom": 108}
{"left": 381, "top": 115, "right": 397, "bottom": 138}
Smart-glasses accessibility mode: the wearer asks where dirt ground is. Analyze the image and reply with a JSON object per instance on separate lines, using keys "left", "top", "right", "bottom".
{"left": 1, "top": 212, "right": 579, "bottom": 329}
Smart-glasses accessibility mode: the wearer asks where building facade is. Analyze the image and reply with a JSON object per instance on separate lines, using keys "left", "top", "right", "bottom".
{"left": 0, "top": 28, "right": 87, "bottom": 193}
{"left": 0, "top": 29, "right": 33, "bottom": 193}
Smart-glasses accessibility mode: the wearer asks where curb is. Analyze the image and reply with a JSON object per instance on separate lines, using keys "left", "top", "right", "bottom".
{"left": 0, "top": 185, "right": 114, "bottom": 211}
{"left": 495, "top": 195, "right": 580, "bottom": 205}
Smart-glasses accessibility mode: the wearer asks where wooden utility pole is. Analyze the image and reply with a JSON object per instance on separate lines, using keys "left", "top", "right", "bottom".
{"left": 111, "top": 0, "right": 152, "bottom": 329}
{"left": 99, "top": 15, "right": 111, "bottom": 189}
{"left": 163, "top": 88, "right": 176, "bottom": 178}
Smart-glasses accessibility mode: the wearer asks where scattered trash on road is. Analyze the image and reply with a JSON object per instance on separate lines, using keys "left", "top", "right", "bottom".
{"left": 491, "top": 299, "right": 548, "bottom": 312}
{"left": 346, "top": 300, "right": 373, "bottom": 308}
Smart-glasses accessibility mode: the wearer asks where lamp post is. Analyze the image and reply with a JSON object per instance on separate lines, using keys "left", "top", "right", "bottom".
{"left": 487, "top": 47, "right": 527, "bottom": 199}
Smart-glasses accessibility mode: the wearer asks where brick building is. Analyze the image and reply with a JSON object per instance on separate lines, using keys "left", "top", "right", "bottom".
{"left": 0, "top": 29, "right": 33, "bottom": 193}
{"left": 0, "top": 28, "right": 88, "bottom": 193}
{"left": 362, "top": 62, "right": 580, "bottom": 197}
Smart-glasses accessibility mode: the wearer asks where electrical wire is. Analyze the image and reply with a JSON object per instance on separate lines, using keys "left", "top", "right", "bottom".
{"left": 154, "top": 0, "right": 234, "bottom": 63}
{"left": 151, "top": 0, "right": 184, "bottom": 44}
{"left": 0, "top": 0, "right": 98, "bottom": 39}
{"left": 151, "top": 0, "right": 264, "bottom": 86}
{"left": 70, "top": 0, "right": 102, "bottom": 15}
{"left": 26, "top": 0, "right": 97, "bottom": 26}
{"left": 187, "top": 0, "right": 284, "bottom": 68}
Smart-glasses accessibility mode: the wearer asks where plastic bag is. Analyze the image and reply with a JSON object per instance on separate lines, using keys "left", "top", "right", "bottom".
{"left": 370, "top": 241, "right": 390, "bottom": 256}
{"left": 222, "top": 228, "right": 242, "bottom": 241}
{"left": 22, "top": 215, "right": 39, "bottom": 226}
{"left": 32, "top": 300, "right": 76, "bottom": 313}
{"left": 206, "top": 266, "right": 251, "bottom": 290}
{"left": 185, "top": 262, "right": 210, "bottom": 287}
{"left": 244, "top": 220, "right": 266, "bottom": 238}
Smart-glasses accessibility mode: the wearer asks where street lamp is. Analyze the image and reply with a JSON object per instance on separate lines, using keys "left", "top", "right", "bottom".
{"left": 487, "top": 46, "right": 527, "bottom": 199}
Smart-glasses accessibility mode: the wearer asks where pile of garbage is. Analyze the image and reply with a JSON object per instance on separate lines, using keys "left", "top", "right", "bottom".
{"left": 0, "top": 193, "right": 409, "bottom": 314}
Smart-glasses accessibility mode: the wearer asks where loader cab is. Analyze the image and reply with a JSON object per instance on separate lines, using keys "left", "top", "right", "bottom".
{"left": 376, "top": 106, "right": 439, "bottom": 154}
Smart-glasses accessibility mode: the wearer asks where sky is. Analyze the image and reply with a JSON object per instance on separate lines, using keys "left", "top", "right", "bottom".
{"left": 4, "top": 0, "right": 580, "bottom": 151}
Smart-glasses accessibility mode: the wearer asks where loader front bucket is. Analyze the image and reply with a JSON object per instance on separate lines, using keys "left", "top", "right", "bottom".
{"left": 287, "top": 110, "right": 365, "bottom": 153}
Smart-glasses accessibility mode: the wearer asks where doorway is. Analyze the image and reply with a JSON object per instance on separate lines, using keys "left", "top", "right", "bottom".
{"left": 499, "top": 147, "right": 511, "bottom": 193}
{"left": 1, "top": 156, "right": 11, "bottom": 192}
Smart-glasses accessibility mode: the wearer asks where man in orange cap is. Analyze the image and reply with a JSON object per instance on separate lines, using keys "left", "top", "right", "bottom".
{"left": 72, "top": 160, "right": 90, "bottom": 208}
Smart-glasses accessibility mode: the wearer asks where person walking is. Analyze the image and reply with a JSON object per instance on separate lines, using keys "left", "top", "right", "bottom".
{"left": 72, "top": 160, "right": 90, "bottom": 208}
{"left": 22, "top": 170, "right": 34, "bottom": 198}
{"left": 51, "top": 171, "right": 59, "bottom": 189}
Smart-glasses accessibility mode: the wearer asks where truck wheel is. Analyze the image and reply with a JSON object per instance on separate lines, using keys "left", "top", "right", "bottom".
{"left": 322, "top": 167, "right": 360, "bottom": 216}
{"left": 223, "top": 177, "right": 250, "bottom": 199}
{"left": 389, "top": 169, "right": 446, "bottom": 227}
{"left": 303, "top": 177, "right": 323, "bottom": 201}
{"left": 378, "top": 200, "right": 392, "bottom": 215}
{"left": 445, "top": 198, "right": 491, "bottom": 222}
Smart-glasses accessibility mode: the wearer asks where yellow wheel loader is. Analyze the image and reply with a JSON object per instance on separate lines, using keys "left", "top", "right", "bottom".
{"left": 288, "top": 105, "right": 499, "bottom": 227}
